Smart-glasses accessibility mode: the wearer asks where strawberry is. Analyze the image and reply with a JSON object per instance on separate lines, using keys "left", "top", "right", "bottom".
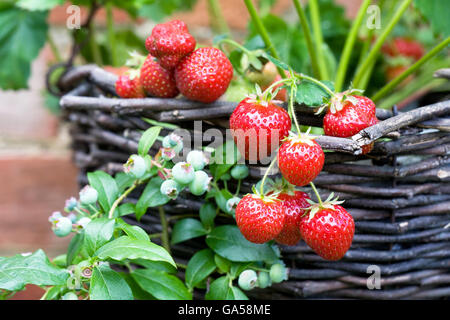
{"left": 382, "top": 37, "right": 424, "bottom": 61}
{"left": 246, "top": 61, "right": 278, "bottom": 87}
{"left": 300, "top": 198, "right": 354, "bottom": 261}
{"left": 175, "top": 47, "right": 233, "bottom": 103}
{"left": 230, "top": 96, "right": 291, "bottom": 161}
{"left": 274, "top": 190, "right": 310, "bottom": 246}
{"left": 115, "top": 70, "right": 146, "bottom": 99}
{"left": 277, "top": 133, "right": 325, "bottom": 187}
{"left": 235, "top": 193, "right": 285, "bottom": 244}
{"left": 323, "top": 93, "right": 378, "bottom": 155}
{"left": 140, "top": 54, "right": 179, "bottom": 98}
{"left": 145, "top": 20, "right": 196, "bottom": 70}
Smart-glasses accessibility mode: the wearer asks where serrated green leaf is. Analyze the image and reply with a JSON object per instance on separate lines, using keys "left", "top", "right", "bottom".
{"left": 295, "top": 79, "right": 334, "bottom": 107}
{"left": 84, "top": 218, "right": 115, "bottom": 256}
{"left": 171, "top": 218, "right": 208, "bottom": 245}
{"left": 206, "top": 225, "right": 279, "bottom": 262}
{"left": 89, "top": 263, "right": 133, "bottom": 300}
{"left": 138, "top": 126, "right": 162, "bottom": 157}
{"left": 87, "top": 171, "right": 119, "bottom": 214}
{"left": 95, "top": 236, "right": 175, "bottom": 267}
{"left": 185, "top": 249, "right": 216, "bottom": 289}
{"left": 135, "top": 177, "right": 170, "bottom": 220}
{"left": 0, "top": 250, "right": 68, "bottom": 291}
{"left": 0, "top": 5, "right": 48, "bottom": 90}
{"left": 131, "top": 269, "right": 192, "bottom": 300}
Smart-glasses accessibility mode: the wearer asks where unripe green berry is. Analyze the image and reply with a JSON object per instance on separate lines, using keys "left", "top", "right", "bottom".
{"left": 186, "top": 150, "right": 208, "bottom": 171}
{"left": 231, "top": 164, "right": 249, "bottom": 180}
{"left": 61, "top": 292, "right": 78, "bottom": 300}
{"left": 160, "top": 179, "right": 182, "bottom": 199}
{"left": 124, "top": 154, "right": 147, "bottom": 179}
{"left": 172, "top": 162, "right": 195, "bottom": 185}
{"left": 53, "top": 217, "right": 73, "bottom": 237}
{"left": 257, "top": 271, "right": 271, "bottom": 288}
{"left": 238, "top": 269, "right": 258, "bottom": 291}
{"left": 79, "top": 185, "right": 98, "bottom": 205}
{"left": 162, "top": 134, "right": 183, "bottom": 154}
{"left": 226, "top": 197, "right": 240, "bottom": 213}
{"left": 269, "top": 263, "right": 287, "bottom": 283}
{"left": 188, "top": 170, "right": 211, "bottom": 196}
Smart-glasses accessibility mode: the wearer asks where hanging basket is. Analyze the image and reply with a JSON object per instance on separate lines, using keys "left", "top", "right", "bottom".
{"left": 58, "top": 65, "right": 450, "bottom": 299}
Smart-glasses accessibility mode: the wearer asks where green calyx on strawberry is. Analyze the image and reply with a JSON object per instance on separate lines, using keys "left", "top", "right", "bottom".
{"left": 277, "top": 130, "right": 325, "bottom": 187}
{"left": 299, "top": 192, "right": 355, "bottom": 261}
{"left": 319, "top": 88, "right": 365, "bottom": 115}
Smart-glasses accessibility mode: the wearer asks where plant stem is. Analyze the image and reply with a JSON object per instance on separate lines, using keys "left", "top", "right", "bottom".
{"left": 46, "top": 33, "right": 62, "bottom": 63}
{"left": 352, "top": 0, "right": 413, "bottom": 88}
{"left": 158, "top": 206, "right": 171, "bottom": 254}
{"left": 148, "top": 232, "right": 162, "bottom": 239}
{"left": 105, "top": 3, "right": 117, "bottom": 66}
{"left": 292, "top": 0, "right": 320, "bottom": 79}
{"left": 176, "top": 263, "right": 187, "bottom": 269}
{"left": 309, "top": 182, "right": 323, "bottom": 206}
{"left": 334, "top": 0, "right": 372, "bottom": 92}
{"left": 108, "top": 182, "right": 138, "bottom": 219}
{"left": 372, "top": 36, "right": 450, "bottom": 101}
{"left": 289, "top": 85, "right": 301, "bottom": 133}
{"left": 308, "top": 0, "right": 329, "bottom": 80}
{"left": 259, "top": 156, "right": 278, "bottom": 196}
{"left": 243, "top": 0, "right": 285, "bottom": 79}
{"left": 207, "top": 0, "right": 230, "bottom": 35}
{"left": 217, "top": 38, "right": 252, "bottom": 55}
{"left": 234, "top": 179, "right": 242, "bottom": 196}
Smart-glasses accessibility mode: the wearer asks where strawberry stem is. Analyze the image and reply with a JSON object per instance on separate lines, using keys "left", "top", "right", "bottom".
{"left": 216, "top": 38, "right": 253, "bottom": 56}
{"left": 259, "top": 155, "right": 278, "bottom": 196}
{"left": 309, "top": 182, "right": 323, "bottom": 207}
{"left": 289, "top": 85, "right": 301, "bottom": 133}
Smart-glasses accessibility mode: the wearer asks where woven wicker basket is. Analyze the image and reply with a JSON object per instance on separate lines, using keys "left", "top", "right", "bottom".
{"left": 57, "top": 65, "right": 450, "bottom": 299}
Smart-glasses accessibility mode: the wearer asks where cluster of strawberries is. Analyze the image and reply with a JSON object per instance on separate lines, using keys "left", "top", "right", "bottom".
{"left": 115, "top": 20, "right": 233, "bottom": 103}
{"left": 230, "top": 90, "right": 379, "bottom": 261}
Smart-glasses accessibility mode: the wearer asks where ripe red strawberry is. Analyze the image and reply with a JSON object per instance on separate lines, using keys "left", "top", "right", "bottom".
{"left": 115, "top": 71, "right": 146, "bottom": 99}
{"left": 300, "top": 204, "right": 354, "bottom": 261}
{"left": 323, "top": 94, "right": 378, "bottom": 155}
{"left": 382, "top": 37, "right": 424, "bottom": 61}
{"left": 140, "top": 54, "right": 179, "bottom": 98}
{"left": 174, "top": 47, "right": 233, "bottom": 103}
{"left": 145, "top": 20, "right": 196, "bottom": 70}
{"left": 277, "top": 134, "right": 325, "bottom": 187}
{"left": 274, "top": 191, "right": 310, "bottom": 246}
{"left": 235, "top": 194, "right": 285, "bottom": 244}
{"left": 230, "top": 96, "right": 291, "bottom": 161}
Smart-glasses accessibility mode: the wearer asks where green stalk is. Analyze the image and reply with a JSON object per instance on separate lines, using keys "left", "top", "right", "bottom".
{"left": 292, "top": 0, "right": 320, "bottom": 79}
{"left": 108, "top": 182, "right": 138, "bottom": 219}
{"left": 259, "top": 156, "right": 278, "bottom": 196}
{"left": 353, "top": 0, "right": 413, "bottom": 88}
{"left": 207, "top": 0, "right": 230, "bottom": 34}
{"left": 308, "top": 0, "right": 329, "bottom": 80}
{"left": 334, "top": 0, "right": 372, "bottom": 92}
{"left": 289, "top": 85, "right": 301, "bottom": 133}
{"left": 158, "top": 206, "right": 171, "bottom": 254}
{"left": 372, "top": 37, "right": 450, "bottom": 101}
{"left": 105, "top": 3, "right": 117, "bottom": 66}
{"left": 309, "top": 182, "right": 323, "bottom": 206}
{"left": 46, "top": 33, "right": 62, "bottom": 63}
{"left": 243, "top": 0, "right": 285, "bottom": 78}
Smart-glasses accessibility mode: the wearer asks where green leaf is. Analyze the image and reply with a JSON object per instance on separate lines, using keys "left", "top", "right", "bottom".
{"left": 138, "top": 126, "right": 162, "bottom": 157}
{"left": 415, "top": 0, "right": 450, "bottom": 37}
{"left": 199, "top": 202, "right": 217, "bottom": 230}
{"left": 131, "top": 269, "right": 192, "bottom": 300}
{"left": 117, "top": 202, "right": 136, "bottom": 217}
{"left": 132, "top": 259, "right": 177, "bottom": 274}
{"left": 0, "top": 5, "right": 48, "bottom": 90}
{"left": 89, "top": 263, "right": 133, "bottom": 300}
{"left": 262, "top": 52, "right": 291, "bottom": 71}
{"left": 120, "top": 272, "right": 155, "bottom": 300}
{"left": 87, "top": 171, "right": 119, "bottom": 214}
{"left": 0, "top": 250, "right": 68, "bottom": 291}
{"left": 205, "top": 276, "right": 248, "bottom": 300}
{"left": 214, "top": 189, "right": 234, "bottom": 214}
{"left": 171, "top": 218, "right": 208, "bottom": 245}
{"left": 135, "top": 177, "right": 170, "bottom": 220}
{"left": 17, "top": 0, "right": 64, "bottom": 11}
{"left": 42, "top": 285, "right": 64, "bottom": 300}
{"left": 295, "top": 80, "right": 334, "bottom": 107}
{"left": 214, "top": 254, "right": 232, "bottom": 273}
{"left": 95, "top": 236, "right": 175, "bottom": 267}
{"left": 84, "top": 218, "right": 115, "bottom": 256}
{"left": 185, "top": 249, "right": 216, "bottom": 290}
{"left": 115, "top": 172, "right": 136, "bottom": 194}
{"left": 116, "top": 218, "right": 149, "bottom": 242}
{"left": 206, "top": 225, "right": 279, "bottom": 262}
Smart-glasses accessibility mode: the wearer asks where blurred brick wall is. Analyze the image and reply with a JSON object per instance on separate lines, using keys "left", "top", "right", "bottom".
{"left": 0, "top": 0, "right": 361, "bottom": 299}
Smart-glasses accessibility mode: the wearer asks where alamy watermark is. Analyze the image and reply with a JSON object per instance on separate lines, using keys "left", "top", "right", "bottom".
{"left": 366, "top": 5, "right": 381, "bottom": 30}
{"left": 66, "top": 5, "right": 81, "bottom": 30}
{"left": 367, "top": 265, "right": 381, "bottom": 290}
